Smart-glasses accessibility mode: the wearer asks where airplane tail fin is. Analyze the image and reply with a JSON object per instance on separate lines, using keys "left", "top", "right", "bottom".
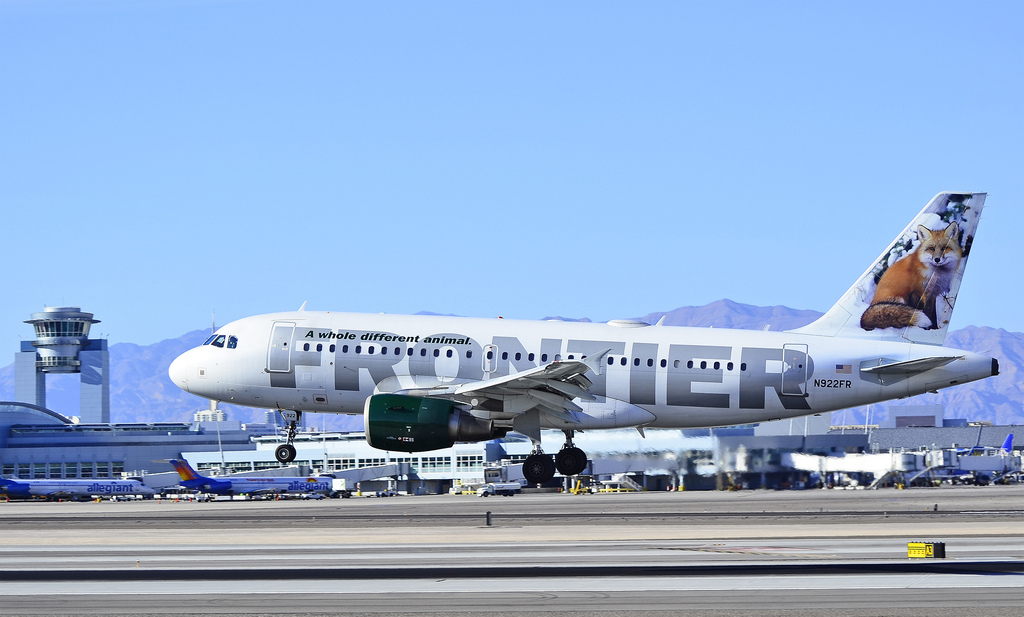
{"left": 1000, "top": 433, "right": 1013, "bottom": 454}
{"left": 791, "top": 192, "right": 986, "bottom": 346}
{"left": 169, "top": 459, "right": 205, "bottom": 482}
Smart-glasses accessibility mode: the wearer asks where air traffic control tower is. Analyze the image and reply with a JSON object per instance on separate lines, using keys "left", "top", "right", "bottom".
{"left": 14, "top": 307, "right": 109, "bottom": 423}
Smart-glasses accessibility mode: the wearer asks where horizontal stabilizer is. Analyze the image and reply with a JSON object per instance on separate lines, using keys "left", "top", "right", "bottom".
{"left": 860, "top": 356, "right": 960, "bottom": 376}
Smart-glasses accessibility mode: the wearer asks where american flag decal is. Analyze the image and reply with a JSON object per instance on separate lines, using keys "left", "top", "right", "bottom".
{"left": 836, "top": 364, "right": 852, "bottom": 374}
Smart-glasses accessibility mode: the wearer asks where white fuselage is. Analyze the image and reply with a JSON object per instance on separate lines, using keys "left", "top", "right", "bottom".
{"left": 0, "top": 478, "right": 154, "bottom": 499}
{"left": 169, "top": 311, "right": 995, "bottom": 430}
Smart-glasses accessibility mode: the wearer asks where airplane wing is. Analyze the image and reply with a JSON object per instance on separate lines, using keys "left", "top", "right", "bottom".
{"left": 36, "top": 489, "right": 77, "bottom": 499}
{"left": 394, "top": 351, "right": 611, "bottom": 424}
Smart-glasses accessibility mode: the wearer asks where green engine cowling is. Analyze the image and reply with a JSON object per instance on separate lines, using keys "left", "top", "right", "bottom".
{"left": 364, "top": 394, "right": 507, "bottom": 453}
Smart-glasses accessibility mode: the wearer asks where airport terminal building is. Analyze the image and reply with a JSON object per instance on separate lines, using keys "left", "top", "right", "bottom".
{"left": 1, "top": 399, "right": 1018, "bottom": 493}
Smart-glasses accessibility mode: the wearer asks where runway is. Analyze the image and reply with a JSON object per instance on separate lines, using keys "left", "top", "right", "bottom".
{"left": 1, "top": 486, "right": 1022, "bottom": 616}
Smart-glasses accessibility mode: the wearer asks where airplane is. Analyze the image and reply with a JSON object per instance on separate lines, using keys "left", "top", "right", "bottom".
{"left": 957, "top": 433, "right": 1014, "bottom": 456}
{"left": 169, "top": 192, "right": 999, "bottom": 485}
{"left": 169, "top": 459, "right": 335, "bottom": 497}
{"left": 0, "top": 477, "right": 155, "bottom": 500}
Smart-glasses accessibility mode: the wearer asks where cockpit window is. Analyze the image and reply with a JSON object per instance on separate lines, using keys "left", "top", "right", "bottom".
{"left": 227, "top": 336, "right": 238, "bottom": 349}
{"left": 203, "top": 335, "right": 218, "bottom": 345}
{"left": 210, "top": 335, "right": 226, "bottom": 348}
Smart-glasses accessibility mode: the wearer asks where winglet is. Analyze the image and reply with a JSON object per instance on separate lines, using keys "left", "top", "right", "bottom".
{"left": 791, "top": 192, "right": 986, "bottom": 346}
{"left": 583, "top": 348, "right": 613, "bottom": 375}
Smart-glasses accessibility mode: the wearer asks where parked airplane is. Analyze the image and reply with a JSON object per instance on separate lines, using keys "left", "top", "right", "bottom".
{"left": 169, "top": 192, "right": 999, "bottom": 484}
{"left": 169, "top": 459, "right": 334, "bottom": 496}
{"left": 0, "top": 477, "right": 155, "bottom": 500}
{"left": 958, "top": 433, "right": 1014, "bottom": 456}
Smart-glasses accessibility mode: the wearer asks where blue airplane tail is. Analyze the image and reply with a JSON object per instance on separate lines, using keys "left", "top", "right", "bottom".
{"left": 169, "top": 459, "right": 213, "bottom": 489}
{"left": 1000, "top": 433, "right": 1013, "bottom": 453}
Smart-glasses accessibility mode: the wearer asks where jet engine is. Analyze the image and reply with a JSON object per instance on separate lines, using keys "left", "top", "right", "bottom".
{"left": 364, "top": 394, "right": 507, "bottom": 453}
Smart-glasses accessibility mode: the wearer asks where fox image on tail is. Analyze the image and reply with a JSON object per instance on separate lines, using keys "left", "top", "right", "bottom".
{"left": 860, "top": 221, "right": 963, "bottom": 331}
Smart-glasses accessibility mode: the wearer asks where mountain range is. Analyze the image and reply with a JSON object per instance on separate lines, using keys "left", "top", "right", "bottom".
{"left": 1, "top": 299, "right": 1021, "bottom": 429}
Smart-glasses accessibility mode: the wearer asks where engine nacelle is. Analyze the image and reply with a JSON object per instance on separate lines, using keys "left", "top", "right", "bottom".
{"left": 364, "top": 394, "right": 507, "bottom": 453}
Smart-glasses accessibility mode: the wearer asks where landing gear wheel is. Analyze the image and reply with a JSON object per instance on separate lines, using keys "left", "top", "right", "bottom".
{"left": 555, "top": 447, "right": 588, "bottom": 476}
{"left": 276, "top": 410, "right": 301, "bottom": 464}
{"left": 522, "top": 454, "right": 556, "bottom": 484}
{"left": 275, "top": 443, "right": 297, "bottom": 463}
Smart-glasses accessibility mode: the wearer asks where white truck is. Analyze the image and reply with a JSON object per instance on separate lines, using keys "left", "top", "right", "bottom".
{"left": 476, "top": 482, "right": 521, "bottom": 497}
{"left": 330, "top": 478, "right": 353, "bottom": 498}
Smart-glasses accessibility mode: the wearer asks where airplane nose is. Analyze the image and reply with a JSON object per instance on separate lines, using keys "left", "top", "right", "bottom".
{"left": 168, "top": 353, "right": 190, "bottom": 393}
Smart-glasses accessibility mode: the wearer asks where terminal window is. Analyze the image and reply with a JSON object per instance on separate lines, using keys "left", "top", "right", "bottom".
{"left": 328, "top": 457, "right": 357, "bottom": 470}
{"left": 418, "top": 456, "right": 451, "bottom": 473}
{"left": 456, "top": 455, "right": 484, "bottom": 471}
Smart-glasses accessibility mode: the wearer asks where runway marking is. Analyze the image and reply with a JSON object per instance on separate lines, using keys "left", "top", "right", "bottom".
{"left": 660, "top": 545, "right": 837, "bottom": 558}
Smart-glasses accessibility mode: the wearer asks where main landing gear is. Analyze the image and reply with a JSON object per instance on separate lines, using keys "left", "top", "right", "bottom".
{"left": 275, "top": 410, "right": 301, "bottom": 464}
{"left": 522, "top": 430, "right": 589, "bottom": 485}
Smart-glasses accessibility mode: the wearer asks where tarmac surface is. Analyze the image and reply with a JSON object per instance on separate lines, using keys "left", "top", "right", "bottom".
{"left": 1, "top": 485, "right": 1022, "bottom": 616}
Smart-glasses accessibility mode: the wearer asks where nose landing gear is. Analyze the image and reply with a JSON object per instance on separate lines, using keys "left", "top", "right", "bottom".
{"left": 274, "top": 410, "right": 301, "bottom": 464}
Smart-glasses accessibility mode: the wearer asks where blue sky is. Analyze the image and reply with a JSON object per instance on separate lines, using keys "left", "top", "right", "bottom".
{"left": 1, "top": 1, "right": 1022, "bottom": 350}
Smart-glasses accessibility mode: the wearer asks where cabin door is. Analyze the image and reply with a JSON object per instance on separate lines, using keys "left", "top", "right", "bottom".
{"left": 267, "top": 322, "right": 296, "bottom": 373}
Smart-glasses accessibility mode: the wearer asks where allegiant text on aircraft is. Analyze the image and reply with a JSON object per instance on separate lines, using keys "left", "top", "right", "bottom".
{"left": 169, "top": 192, "right": 999, "bottom": 484}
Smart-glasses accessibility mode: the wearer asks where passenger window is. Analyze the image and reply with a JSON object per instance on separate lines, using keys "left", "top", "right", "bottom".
{"left": 368, "top": 346, "right": 375, "bottom": 355}
{"left": 407, "top": 348, "right": 414, "bottom": 356}
{"left": 673, "top": 360, "right": 680, "bottom": 369}
{"left": 647, "top": 359, "right": 654, "bottom": 367}
{"left": 355, "top": 346, "right": 361, "bottom": 354}
{"left": 317, "top": 344, "right": 323, "bottom": 352}
{"left": 620, "top": 357, "right": 627, "bottom": 366}
{"left": 660, "top": 359, "right": 666, "bottom": 368}
{"left": 607, "top": 357, "right": 614, "bottom": 366}
{"left": 342, "top": 345, "right": 348, "bottom": 353}
{"left": 446, "top": 349, "right": 453, "bottom": 358}
{"left": 700, "top": 361, "right": 707, "bottom": 369}
{"left": 501, "top": 352, "right": 508, "bottom": 360}
{"left": 687, "top": 360, "right": 693, "bottom": 369}
{"left": 515, "top": 352, "right": 521, "bottom": 361}
{"left": 466, "top": 350, "right": 473, "bottom": 359}
{"left": 568, "top": 355, "right": 574, "bottom": 360}
{"left": 227, "top": 336, "right": 238, "bottom": 349}
{"left": 727, "top": 362, "right": 733, "bottom": 371}
{"left": 541, "top": 354, "right": 548, "bottom": 362}
{"left": 420, "top": 348, "right": 427, "bottom": 357}
{"left": 486, "top": 350, "right": 493, "bottom": 360}
{"left": 395, "top": 347, "right": 401, "bottom": 355}
{"left": 330, "top": 344, "right": 336, "bottom": 353}
{"left": 303, "top": 343, "right": 310, "bottom": 352}
{"left": 741, "top": 362, "right": 747, "bottom": 371}
{"left": 433, "top": 349, "right": 440, "bottom": 357}
{"left": 633, "top": 358, "right": 640, "bottom": 366}
{"left": 713, "top": 361, "right": 720, "bottom": 370}
{"left": 528, "top": 353, "right": 535, "bottom": 362}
